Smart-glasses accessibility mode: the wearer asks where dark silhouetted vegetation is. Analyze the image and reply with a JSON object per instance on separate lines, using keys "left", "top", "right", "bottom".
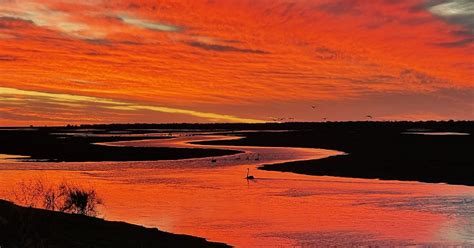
{"left": 12, "top": 179, "right": 102, "bottom": 217}
{"left": 0, "top": 200, "right": 230, "bottom": 248}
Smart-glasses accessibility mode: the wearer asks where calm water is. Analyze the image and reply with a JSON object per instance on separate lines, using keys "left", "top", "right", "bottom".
{"left": 0, "top": 132, "right": 473, "bottom": 247}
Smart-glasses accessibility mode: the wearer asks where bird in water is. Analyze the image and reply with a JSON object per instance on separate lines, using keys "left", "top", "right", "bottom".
{"left": 211, "top": 158, "right": 217, "bottom": 163}
{"left": 246, "top": 168, "right": 255, "bottom": 180}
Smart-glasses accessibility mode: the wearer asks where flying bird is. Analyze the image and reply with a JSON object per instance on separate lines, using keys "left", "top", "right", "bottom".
{"left": 366, "top": 115, "right": 373, "bottom": 119}
{"left": 311, "top": 105, "right": 317, "bottom": 109}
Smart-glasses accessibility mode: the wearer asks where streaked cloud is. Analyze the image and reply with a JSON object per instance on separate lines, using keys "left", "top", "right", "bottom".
{"left": 0, "top": 87, "right": 265, "bottom": 123}
{"left": 118, "top": 14, "right": 182, "bottom": 32}
{"left": 0, "top": 1, "right": 104, "bottom": 39}
{"left": 0, "top": 55, "right": 16, "bottom": 61}
{"left": 186, "top": 41, "right": 269, "bottom": 54}
{"left": 434, "top": 37, "right": 474, "bottom": 47}
{"left": 317, "top": 0, "right": 361, "bottom": 15}
{"left": 399, "top": 69, "right": 440, "bottom": 85}
{"left": 426, "top": 0, "right": 474, "bottom": 38}
{"left": 428, "top": 0, "right": 474, "bottom": 17}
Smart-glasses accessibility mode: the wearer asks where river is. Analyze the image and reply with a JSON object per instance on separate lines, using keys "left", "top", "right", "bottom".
{"left": 0, "top": 131, "right": 472, "bottom": 247}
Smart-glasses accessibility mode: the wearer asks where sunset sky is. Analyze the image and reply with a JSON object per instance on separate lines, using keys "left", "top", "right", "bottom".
{"left": 0, "top": 0, "right": 473, "bottom": 125}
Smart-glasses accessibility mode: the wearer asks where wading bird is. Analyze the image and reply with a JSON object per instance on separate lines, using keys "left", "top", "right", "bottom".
{"left": 246, "top": 168, "right": 255, "bottom": 180}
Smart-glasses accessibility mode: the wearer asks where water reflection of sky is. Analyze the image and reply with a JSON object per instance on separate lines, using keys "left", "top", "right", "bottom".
{"left": 0, "top": 131, "right": 472, "bottom": 247}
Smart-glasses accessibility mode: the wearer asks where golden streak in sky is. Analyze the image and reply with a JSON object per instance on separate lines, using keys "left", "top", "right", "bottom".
{"left": 0, "top": 87, "right": 265, "bottom": 123}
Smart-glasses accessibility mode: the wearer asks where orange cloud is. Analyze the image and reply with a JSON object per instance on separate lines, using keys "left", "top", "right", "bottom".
{"left": 0, "top": 0, "right": 473, "bottom": 125}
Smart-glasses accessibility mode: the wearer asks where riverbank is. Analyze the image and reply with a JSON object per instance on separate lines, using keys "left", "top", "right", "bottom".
{"left": 0, "top": 129, "right": 239, "bottom": 162}
{"left": 1, "top": 122, "right": 472, "bottom": 185}
{"left": 0, "top": 200, "right": 229, "bottom": 248}
{"left": 197, "top": 121, "right": 474, "bottom": 186}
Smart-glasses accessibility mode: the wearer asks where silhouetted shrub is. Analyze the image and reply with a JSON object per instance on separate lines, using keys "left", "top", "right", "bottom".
{"left": 59, "top": 184, "right": 102, "bottom": 216}
{"left": 11, "top": 178, "right": 103, "bottom": 217}
{"left": 11, "top": 178, "right": 45, "bottom": 208}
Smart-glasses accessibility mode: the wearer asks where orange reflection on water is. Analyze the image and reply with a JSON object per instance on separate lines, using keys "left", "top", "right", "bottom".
{"left": 0, "top": 134, "right": 472, "bottom": 247}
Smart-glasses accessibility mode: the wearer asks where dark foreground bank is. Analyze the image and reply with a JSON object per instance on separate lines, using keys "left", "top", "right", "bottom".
{"left": 0, "top": 200, "right": 229, "bottom": 248}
